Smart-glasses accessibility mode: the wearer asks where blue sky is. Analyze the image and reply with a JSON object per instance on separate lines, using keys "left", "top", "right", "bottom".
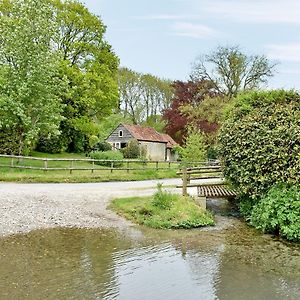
{"left": 83, "top": 0, "right": 300, "bottom": 89}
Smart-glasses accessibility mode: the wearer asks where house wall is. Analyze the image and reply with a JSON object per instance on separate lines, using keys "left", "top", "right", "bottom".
{"left": 106, "top": 124, "right": 133, "bottom": 149}
{"left": 167, "top": 148, "right": 179, "bottom": 161}
{"left": 140, "top": 141, "right": 166, "bottom": 161}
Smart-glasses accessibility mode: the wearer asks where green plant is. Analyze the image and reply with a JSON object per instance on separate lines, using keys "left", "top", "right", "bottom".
{"left": 89, "top": 150, "right": 124, "bottom": 167}
{"left": 151, "top": 183, "right": 176, "bottom": 210}
{"left": 36, "top": 135, "right": 67, "bottom": 154}
{"left": 219, "top": 90, "right": 300, "bottom": 199}
{"left": 250, "top": 184, "right": 300, "bottom": 242}
{"left": 121, "top": 139, "right": 140, "bottom": 159}
{"left": 0, "top": 127, "right": 20, "bottom": 155}
{"left": 93, "top": 141, "right": 112, "bottom": 152}
{"left": 110, "top": 193, "right": 214, "bottom": 229}
{"left": 180, "top": 126, "right": 206, "bottom": 163}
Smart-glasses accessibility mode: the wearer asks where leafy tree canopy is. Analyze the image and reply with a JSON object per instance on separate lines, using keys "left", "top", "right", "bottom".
{"left": 191, "top": 45, "right": 276, "bottom": 99}
{"left": 0, "top": 0, "right": 65, "bottom": 154}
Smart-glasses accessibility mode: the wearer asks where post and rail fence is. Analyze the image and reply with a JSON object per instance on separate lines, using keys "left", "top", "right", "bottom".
{"left": 0, "top": 154, "right": 213, "bottom": 175}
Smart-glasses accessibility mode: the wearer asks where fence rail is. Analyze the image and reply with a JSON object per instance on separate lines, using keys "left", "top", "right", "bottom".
{"left": 0, "top": 154, "right": 212, "bottom": 174}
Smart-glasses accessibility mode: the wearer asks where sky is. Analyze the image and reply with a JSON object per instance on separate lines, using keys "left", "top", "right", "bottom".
{"left": 83, "top": 0, "right": 300, "bottom": 89}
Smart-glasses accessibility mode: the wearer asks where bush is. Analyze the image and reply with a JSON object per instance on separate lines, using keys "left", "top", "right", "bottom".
{"left": 89, "top": 150, "right": 123, "bottom": 167}
{"left": 250, "top": 185, "right": 300, "bottom": 242}
{"left": 180, "top": 127, "right": 206, "bottom": 163}
{"left": 151, "top": 184, "right": 176, "bottom": 210}
{"left": 0, "top": 127, "right": 20, "bottom": 154}
{"left": 93, "top": 141, "right": 112, "bottom": 152}
{"left": 121, "top": 139, "right": 140, "bottom": 159}
{"left": 219, "top": 90, "right": 300, "bottom": 199}
{"left": 36, "top": 135, "right": 67, "bottom": 154}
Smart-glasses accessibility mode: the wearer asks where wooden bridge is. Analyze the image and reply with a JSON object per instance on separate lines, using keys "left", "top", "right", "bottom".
{"left": 177, "top": 163, "right": 237, "bottom": 210}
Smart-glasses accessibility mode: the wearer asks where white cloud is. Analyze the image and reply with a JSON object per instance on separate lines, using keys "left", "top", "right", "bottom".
{"left": 266, "top": 43, "right": 300, "bottom": 62}
{"left": 135, "top": 14, "right": 199, "bottom": 21}
{"left": 205, "top": 0, "right": 300, "bottom": 24}
{"left": 171, "top": 22, "right": 218, "bottom": 39}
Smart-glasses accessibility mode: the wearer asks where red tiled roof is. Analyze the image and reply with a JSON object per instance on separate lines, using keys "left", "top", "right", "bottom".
{"left": 122, "top": 124, "right": 174, "bottom": 144}
{"left": 161, "top": 133, "right": 178, "bottom": 148}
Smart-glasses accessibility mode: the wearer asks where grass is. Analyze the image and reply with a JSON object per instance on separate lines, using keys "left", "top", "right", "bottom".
{"left": 110, "top": 186, "right": 215, "bottom": 229}
{"left": 0, "top": 151, "right": 179, "bottom": 183}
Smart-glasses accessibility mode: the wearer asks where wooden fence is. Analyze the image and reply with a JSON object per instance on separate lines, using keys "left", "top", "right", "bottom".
{"left": 177, "top": 162, "right": 223, "bottom": 196}
{"left": 0, "top": 154, "right": 209, "bottom": 174}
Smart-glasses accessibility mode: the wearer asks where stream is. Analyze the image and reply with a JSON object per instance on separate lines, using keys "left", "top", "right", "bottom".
{"left": 0, "top": 214, "right": 299, "bottom": 300}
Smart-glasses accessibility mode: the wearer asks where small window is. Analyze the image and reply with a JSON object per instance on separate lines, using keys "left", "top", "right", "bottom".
{"left": 119, "top": 130, "right": 123, "bottom": 137}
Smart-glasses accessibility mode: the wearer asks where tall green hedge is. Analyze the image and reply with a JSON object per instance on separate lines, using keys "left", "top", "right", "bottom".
{"left": 218, "top": 90, "right": 300, "bottom": 199}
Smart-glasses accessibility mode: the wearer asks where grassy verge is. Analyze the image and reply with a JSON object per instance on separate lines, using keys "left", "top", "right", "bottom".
{"left": 0, "top": 168, "right": 177, "bottom": 183}
{"left": 110, "top": 186, "right": 214, "bottom": 229}
{"left": 0, "top": 151, "right": 179, "bottom": 183}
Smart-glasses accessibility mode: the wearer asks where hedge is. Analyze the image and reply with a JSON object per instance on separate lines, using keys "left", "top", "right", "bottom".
{"left": 218, "top": 90, "right": 300, "bottom": 199}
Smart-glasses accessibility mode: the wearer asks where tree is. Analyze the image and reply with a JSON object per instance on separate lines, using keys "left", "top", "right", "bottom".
{"left": 179, "top": 127, "right": 206, "bottom": 163}
{"left": 162, "top": 80, "right": 219, "bottom": 144}
{"left": 191, "top": 46, "right": 276, "bottom": 99}
{"left": 118, "top": 67, "right": 173, "bottom": 125}
{"left": 52, "top": 0, "right": 119, "bottom": 152}
{"left": 0, "top": 0, "right": 64, "bottom": 154}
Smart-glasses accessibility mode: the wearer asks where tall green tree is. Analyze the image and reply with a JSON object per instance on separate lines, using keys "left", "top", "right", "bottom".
{"left": 51, "top": 0, "right": 119, "bottom": 152}
{"left": 118, "top": 67, "right": 173, "bottom": 125}
{"left": 0, "top": 0, "right": 64, "bottom": 154}
{"left": 191, "top": 45, "right": 276, "bottom": 99}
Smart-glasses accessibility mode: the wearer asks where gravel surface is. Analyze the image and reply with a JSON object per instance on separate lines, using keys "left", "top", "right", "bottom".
{"left": 0, "top": 179, "right": 183, "bottom": 237}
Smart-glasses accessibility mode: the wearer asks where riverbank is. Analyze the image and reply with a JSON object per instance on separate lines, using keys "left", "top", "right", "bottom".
{"left": 0, "top": 179, "right": 233, "bottom": 237}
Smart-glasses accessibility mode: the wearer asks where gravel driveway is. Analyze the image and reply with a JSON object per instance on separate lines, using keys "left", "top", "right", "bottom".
{"left": 0, "top": 179, "right": 182, "bottom": 237}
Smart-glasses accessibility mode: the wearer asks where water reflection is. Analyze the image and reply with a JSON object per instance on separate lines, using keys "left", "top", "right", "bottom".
{"left": 0, "top": 222, "right": 299, "bottom": 300}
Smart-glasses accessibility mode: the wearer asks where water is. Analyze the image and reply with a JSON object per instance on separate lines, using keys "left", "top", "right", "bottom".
{"left": 0, "top": 220, "right": 299, "bottom": 299}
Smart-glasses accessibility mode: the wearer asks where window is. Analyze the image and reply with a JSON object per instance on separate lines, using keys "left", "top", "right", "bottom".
{"left": 119, "top": 130, "right": 123, "bottom": 137}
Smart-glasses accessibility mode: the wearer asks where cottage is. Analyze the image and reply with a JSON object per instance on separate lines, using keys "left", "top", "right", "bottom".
{"left": 106, "top": 123, "right": 177, "bottom": 161}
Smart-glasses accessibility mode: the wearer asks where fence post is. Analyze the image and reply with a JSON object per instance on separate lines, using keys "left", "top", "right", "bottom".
{"left": 44, "top": 159, "right": 48, "bottom": 173}
{"left": 111, "top": 161, "right": 114, "bottom": 173}
{"left": 70, "top": 160, "right": 74, "bottom": 174}
{"left": 127, "top": 161, "right": 129, "bottom": 173}
{"left": 92, "top": 160, "right": 94, "bottom": 174}
{"left": 156, "top": 161, "right": 158, "bottom": 171}
{"left": 11, "top": 158, "right": 14, "bottom": 168}
{"left": 182, "top": 166, "right": 188, "bottom": 196}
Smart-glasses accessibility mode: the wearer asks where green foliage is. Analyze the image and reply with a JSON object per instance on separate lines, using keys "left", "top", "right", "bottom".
{"left": 0, "top": 127, "right": 20, "bottom": 154}
{"left": 54, "top": 0, "right": 119, "bottom": 152}
{"left": 0, "top": 0, "right": 64, "bottom": 154}
{"left": 121, "top": 139, "right": 140, "bottom": 159}
{"left": 219, "top": 90, "right": 300, "bottom": 199}
{"left": 118, "top": 67, "right": 173, "bottom": 124}
{"left": 89, "top": 150, "right": 123, "bottom": 167}
{"left": 151, "top": 183, "right": 175, "bottom": 210}
{"left": 250, "top": 185, "right": 300, "bottom": 242}
{"left": 93, "top": 141, "right": 112, "bottom": 152}
{"left": 110, "top": 189, "right": 214, "bottom": 229}
{"left": 180, "top": 127, "right": 206, "bottom": 163}
{"left": 192, "top": 45, "right": 276, "bottom": 98}
{"left": 36, "top": 135, "right": 67, "bottom": 154}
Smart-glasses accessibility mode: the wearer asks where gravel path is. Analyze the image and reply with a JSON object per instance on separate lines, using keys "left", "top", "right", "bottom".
{"left": 0, "top": 179, "right": 183, "bottom": 237}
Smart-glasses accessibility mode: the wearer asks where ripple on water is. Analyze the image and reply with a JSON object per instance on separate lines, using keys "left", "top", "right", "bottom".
{"left": 0, "top": 224, "right": 299, "bottom": 300}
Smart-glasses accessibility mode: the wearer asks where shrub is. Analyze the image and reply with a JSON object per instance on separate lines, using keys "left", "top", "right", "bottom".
{"left": 180, "top": 127, "right": 206, "bottom": 163}
{"left": 219, "top": 90, "right": 300, "bottom": 199}
{"left": 36, "top": 135, "right": 67, "bottom": 154}
{"left": 151, "top": 184, "right": 176, "bottom": 210}
{"left": 250, "top": 185, "right": 300, "bottom": 242}
{"left": 93, "top": 141, "right": 112, "bottom": 152}
{"left": 122, "top": 139, "right": 140, "bottom": 159}
{"left": 89, "top": 150, "right": 123, "bottom": 167}
{"left": 0, "top": 127, "right": 20, "bottom": 154}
